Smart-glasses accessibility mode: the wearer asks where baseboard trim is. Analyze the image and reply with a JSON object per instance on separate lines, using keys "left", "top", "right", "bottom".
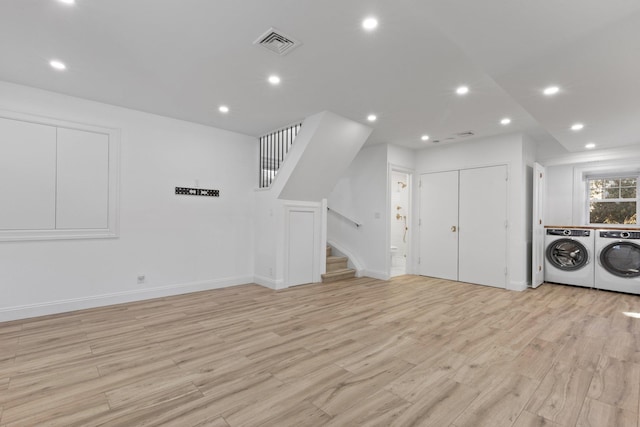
{"left": 508, "top": 280, "right": 529, "bottom": 292}
{"left": 0, "top": 275, "right": 254, "bottom": 322}
{"left": 362, "top": 269, "right": 390, "bottom": 281}
{"left": 253, "top": 275, "right": 285, "bottom": 290}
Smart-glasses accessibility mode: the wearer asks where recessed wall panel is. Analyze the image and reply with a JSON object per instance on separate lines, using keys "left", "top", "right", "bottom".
{"left": 56, "top": 127, "right": 109, "bottom": 229}
{"left": 0, "top": 117, "right": 56, "bottom": 230}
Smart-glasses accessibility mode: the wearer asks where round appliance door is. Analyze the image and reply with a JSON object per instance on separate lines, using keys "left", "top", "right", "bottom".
{"left": 546, "top": 238, "right": 589, "bottom": 270}
{"left": 599, "top": 242, "right": 640, "bottom": 278}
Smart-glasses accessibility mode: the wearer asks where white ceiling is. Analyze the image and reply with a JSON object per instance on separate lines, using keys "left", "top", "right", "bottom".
{"left": 1, "top": 0, "right": 639, "bottom": 153}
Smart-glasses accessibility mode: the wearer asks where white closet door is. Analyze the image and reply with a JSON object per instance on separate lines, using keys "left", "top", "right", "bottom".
{"left": 0, "top": 118, "right": 56, "bottom": 230}
{"left": 532, "top": 163, "right": 546, "bottom": 288}
{"left": 56, "top": 128, "right": 109, "bottom": 229}
{"left": 287, "top": 210, "right": 315, "bottom": 286}
{"left": 459, "top": 165, "right": 508, "bottom": 288}
{"left": 419, "top": 171, "right": 459, "bottom": 281}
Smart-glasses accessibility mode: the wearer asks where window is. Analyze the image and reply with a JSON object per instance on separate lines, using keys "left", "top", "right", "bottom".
{"left": 588, "top": 176, "right": 638, "bottom": 225}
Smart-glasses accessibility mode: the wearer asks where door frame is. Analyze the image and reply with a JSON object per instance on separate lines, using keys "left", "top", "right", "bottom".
{"left": 283, "top": 201, "right": 323, "bottom": 287}
{"left": 388, "top": 164, "right": 414, "bottom": 276}
{"left": 418, "top": 162, "right": 511, "bottom": 288}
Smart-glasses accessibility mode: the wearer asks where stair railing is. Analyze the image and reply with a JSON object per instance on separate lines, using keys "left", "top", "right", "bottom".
{"left": 259, "top": 122, "right": 302, "bottom": 188}
{"left": 327, "top": 207, "right": 361, "bottom": 228}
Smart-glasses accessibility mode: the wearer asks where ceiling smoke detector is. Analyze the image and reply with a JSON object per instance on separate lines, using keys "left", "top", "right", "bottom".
{"left": 254, "top": 28, "right": 302, "bottom": 56}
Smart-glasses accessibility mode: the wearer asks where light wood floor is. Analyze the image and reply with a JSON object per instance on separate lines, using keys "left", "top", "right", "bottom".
{"left": 1, "top": 276, "right": 640, "bottom": 426}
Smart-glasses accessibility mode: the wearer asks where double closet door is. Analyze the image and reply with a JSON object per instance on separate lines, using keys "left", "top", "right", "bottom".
{"left": 419, "top": 165, "right": 508, "bottom": 288}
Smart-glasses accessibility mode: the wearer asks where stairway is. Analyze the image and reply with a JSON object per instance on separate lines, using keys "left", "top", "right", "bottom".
{"left": 322, "top": 246, "right": 356, "bottom": 283}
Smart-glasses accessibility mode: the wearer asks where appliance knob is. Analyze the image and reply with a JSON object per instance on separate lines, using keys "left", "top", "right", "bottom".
{"left": 563, "top": 229, "right": 571, "bottom": 236}
{"left": 621, "top": 231, "right": 631, "bottom": 239}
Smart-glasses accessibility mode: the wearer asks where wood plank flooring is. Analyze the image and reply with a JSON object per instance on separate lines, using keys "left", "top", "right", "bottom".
{"left": 1, "top": 275, "right": 640, "bottom": 426}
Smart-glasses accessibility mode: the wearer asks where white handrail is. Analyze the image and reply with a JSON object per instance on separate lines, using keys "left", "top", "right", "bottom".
{"left": 327, "top": 207, "right": 361, "bottom": 228}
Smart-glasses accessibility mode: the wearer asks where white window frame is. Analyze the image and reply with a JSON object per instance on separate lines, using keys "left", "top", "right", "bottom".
{"left": 586, "top": 174, "right": 639, "bottom": 226}
{"left": 573, "top": 161, "right": 640, "bottom": 227}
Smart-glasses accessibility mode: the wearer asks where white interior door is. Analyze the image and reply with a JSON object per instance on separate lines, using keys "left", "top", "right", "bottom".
{"left": 287, "top": 210, "right": 315, "bottom": 286}
{"left": 532, "top": 162, "right": 546, "bottom": 288}
{"left": 419, "top": 171, "right": 459, "bottom": 280}
{"left": 459, "top": 165, "right": 508, "bottom": 288}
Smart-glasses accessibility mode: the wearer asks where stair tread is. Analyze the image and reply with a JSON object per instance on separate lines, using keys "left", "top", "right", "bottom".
{"left": 322, "top": 268, "right": 356, "bottom": 277}
{"left": 327, "top": 256, "right": 348, "bottom": 263}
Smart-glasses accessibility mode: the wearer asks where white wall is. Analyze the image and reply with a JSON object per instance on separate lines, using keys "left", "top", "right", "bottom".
{"left": 415, "top": 133, "right": 529, "bottom": 290}
{"left": 275, "top": 111, "right": 372, "bottom": 201}
{"left": 0, "top": 82, "right": 256, "bottom": 321}
{"left": 545, "top": 164, "right": 575, "bottom": 226}
{"left": 544, "top": 148, "right": 640, "bottom": 226}
{"left": 328, "top": 144, "right": 388, "bottom": 279}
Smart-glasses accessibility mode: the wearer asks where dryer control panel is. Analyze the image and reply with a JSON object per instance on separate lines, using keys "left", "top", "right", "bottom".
{"left": 599, "top": 230, "right": 640, "bottom": 239}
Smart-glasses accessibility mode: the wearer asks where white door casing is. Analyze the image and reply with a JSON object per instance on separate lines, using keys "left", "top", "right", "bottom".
{"left": 419, "top": 165, "right": 509, "bottom": 289}
{"left": 532, "top": 162, "right": 546, "bottom": 288}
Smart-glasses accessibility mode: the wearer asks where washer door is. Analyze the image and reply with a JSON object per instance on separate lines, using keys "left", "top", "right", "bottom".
{"left": 546, "top": 238, "right": 589, "bottom": 270}
{"left": 599, "top": 242, "right": 640, "bottom": 278}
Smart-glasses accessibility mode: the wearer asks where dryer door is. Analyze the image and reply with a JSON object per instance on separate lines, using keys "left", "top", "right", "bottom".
{"left": 599, "top": 242, "right": 640, "bottom": 278}
{"left": 546, "top": 239, "right": 589, "bottom": 270}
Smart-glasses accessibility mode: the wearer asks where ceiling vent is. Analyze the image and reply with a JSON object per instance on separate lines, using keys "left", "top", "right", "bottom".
{"left": 456, "top": 131, "right": 475, "bottom": 138}
{"left": 254, "top": 28, "right": 302, "bottom": 56}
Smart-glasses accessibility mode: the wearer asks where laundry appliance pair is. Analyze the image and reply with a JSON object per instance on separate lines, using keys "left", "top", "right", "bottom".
{"left": 544, "top": 227, "right": 640, "bottom": 294}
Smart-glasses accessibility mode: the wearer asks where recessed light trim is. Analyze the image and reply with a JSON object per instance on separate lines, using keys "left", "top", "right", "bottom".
{"left": 268, "top": 75, "right": 281, "bottom": 85}
{"left": 362, "top": 17, "right": 378, "bottom": 30}
{"left": 49, "top": 60, "right": 66, "bottom": 70}
{"left": 367, "top": 114, "right": 377, "bottom": 122}
{"left": 218, "top": 105, "right": 229, "bottom": 113}
{"left": 585, "top": 143, "right": 596, "bottom": 149}
{"left": 421, "top": 135, "right": 430, "bottom": 141}
{"left": 456, "top": 86, "right": 469, "bottom": 95}
{"left": 543, "top": 86, "right": 559, "bottom": 96}
{"left": 58, "top": 0, "right": 75, "bottom": 4}
{"left": 500, "top": 118, "right": 511, "bottom": 125}
{"left": 571, "top": 123, "right": 584, "bottom": 131}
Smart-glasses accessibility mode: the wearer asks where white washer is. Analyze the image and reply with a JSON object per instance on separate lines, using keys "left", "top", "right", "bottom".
{"left": 544, "top": 228, "right": 594, "bottom": 287}
{"left": 595, "top": 229, "right": 640, "bottom": 295}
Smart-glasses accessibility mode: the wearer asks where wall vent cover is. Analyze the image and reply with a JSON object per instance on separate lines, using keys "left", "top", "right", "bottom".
{"left": 254, "top": 28, "right": 302, "bottom": 56}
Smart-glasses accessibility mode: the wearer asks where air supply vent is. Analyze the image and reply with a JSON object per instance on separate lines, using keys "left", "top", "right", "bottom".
{"left": 456, "top": 131, "right": 475, "bottom": 138}
{"left": 254, "top": 28, "right": 302, "bottom": 56}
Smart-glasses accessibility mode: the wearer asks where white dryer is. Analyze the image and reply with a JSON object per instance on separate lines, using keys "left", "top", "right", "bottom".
{"left": 595, "top": 229, "right": 640, "bottom": 295}
{"left": 544, "top": 228, "right": 594, "bottom": 287}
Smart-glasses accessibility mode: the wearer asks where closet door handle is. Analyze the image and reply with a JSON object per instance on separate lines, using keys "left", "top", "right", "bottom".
{"left": 451, "top": 225, "right": 457, "bottom": 232}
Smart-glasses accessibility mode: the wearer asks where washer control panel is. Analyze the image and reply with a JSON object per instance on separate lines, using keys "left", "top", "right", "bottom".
{"left": 547, "top": 229, "right": 590, "bottom": 237}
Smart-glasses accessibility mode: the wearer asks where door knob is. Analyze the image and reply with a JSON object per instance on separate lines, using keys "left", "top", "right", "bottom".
{"left": 451, "top": 225, "right": 457, "bottom": 232}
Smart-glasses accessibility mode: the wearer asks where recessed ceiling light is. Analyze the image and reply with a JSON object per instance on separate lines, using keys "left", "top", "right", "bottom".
{"left": 367, "top": 114, "right": 377, "bottom": 122}
{"left": 543, "top": 86, "right": 560, "bottom": 96}
{"left": 49, "top": 60, "right": 66, "bottom": 70}
{"left": 58, "top": 0, "right": 75, "bottom": 4}
{"left": 456, "top": 86, "right": 469, "bottom": 95}
{"left": 571, "top": 123, "right": 584, "bottom": 131}
{"left": 268, "top": 75, "right": 281, "bottom": 85}
{"left": 218, "top": 105, "right": 229, "bottom": 113}
{"left": 585, "top": 143, "right": 596, "bottom": 149}
{"left": 421, "top": 135, "right": 430, "bottom": 141}
{"left": 500, "top": 118, "right": 511, "bottom": 125}
{"left": 362, "top": 17, "right": 378, "bottom": 30}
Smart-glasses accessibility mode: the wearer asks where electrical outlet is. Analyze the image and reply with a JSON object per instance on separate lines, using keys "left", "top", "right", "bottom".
{"left": 137, "top": 274, "right": 146, "bottom": 284}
